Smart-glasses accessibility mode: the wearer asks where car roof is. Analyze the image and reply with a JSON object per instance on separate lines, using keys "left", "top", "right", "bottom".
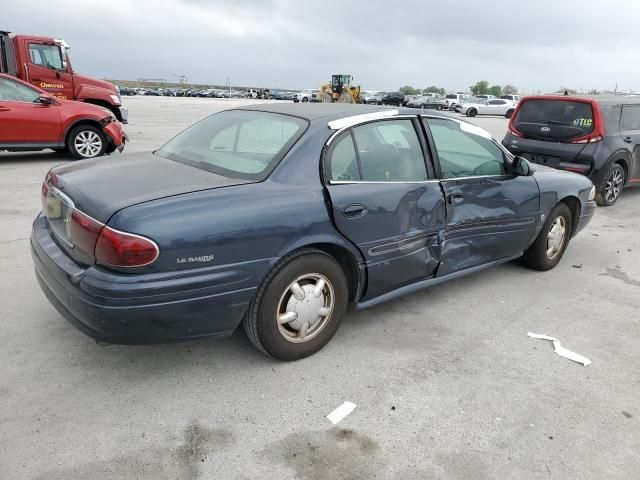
{"left": 234, "top": 103, "right": 405, "bottom": 123}
{"left": 519, "top": 95, "right": 640, "bottom": 107}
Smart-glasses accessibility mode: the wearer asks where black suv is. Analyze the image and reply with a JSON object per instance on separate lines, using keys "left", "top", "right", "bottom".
{"left": 503, "top": 96, "right": 640, "bottom": 206}
{"left": 381, "top": 92, "right": 406, "bottom": 106}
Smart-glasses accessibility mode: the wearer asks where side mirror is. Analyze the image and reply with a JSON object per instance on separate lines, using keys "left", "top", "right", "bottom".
{"left": 512, "top": 156, "right": 532, "bottom": 176}
{"left": 36, "top": 95, "right": 56, "bottom": 106}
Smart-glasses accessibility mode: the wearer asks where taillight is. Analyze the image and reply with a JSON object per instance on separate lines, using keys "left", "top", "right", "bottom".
{"left": 69, "top": 210, "right": 103, "bottom": 255}
{"left": 95, "top": 226, "right": 159, "bottom": 268}
{"left": 570, "top": 135, "right": 602, "bottom": 144}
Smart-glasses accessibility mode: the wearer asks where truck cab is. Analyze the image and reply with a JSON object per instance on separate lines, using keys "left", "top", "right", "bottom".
{"left": 0, "top": 31, "right": 127, "bottom": 122}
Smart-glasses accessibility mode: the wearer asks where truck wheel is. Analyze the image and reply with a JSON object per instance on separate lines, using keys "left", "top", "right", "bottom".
{"left": 243, "top": 249, "right": 348, "bottom": 361}
{"left": 321, "top": 93, "right": 334, "bottom": 103}
{"left": 467, "top": 108, "right": 477, "bottom": 117}
{"left": 596, "top": 163, "right": 625, "bottom": 206}
{"left": 338, "top": 93, "right": 354, "bottom": 104}
{"left": 523, "top": 203, "right": 572, "bottom": 271}
{"left": 67, "top": 125, "right": 108, "bottom": 160}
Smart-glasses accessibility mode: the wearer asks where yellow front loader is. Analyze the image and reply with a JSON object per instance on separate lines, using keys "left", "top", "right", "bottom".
{"left": 319, "top": 74, "right": 362, "bottom": 103}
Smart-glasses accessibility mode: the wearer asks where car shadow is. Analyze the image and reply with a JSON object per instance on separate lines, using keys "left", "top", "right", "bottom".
{"left": 0, "top": 151, "right": 72, "bottom": 164}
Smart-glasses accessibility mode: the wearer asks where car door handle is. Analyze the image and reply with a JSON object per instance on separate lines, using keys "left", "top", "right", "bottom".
{"left": 447, "top": 193, "right": 464, "bottom": 204}
{"left": 342, "top": 204, "right": 368, "bottom": 218}
{"left": 624, "top": 136, "right": 633, "bottom": 143}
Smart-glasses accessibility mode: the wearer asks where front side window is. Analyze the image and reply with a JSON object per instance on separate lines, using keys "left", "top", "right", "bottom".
{"left": 352, "top": 120, "right": 427, "bottom": 182}
{"left": 0, "top": 78, "right": 40, "bottom": 102}
{"left": 427, "top": 118, "right": 506, "bottom": 178}
{"left": 28, "top": 44, "right": 64, "bottom": 70}
{"left": 157, "top": 110, "right": 307, "bottom": 180}
{"left": 621, "top": 105, "right": 640, "bottom": 131}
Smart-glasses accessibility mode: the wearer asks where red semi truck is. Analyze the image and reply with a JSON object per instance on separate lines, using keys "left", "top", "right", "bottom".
{"left": 0, "top": 30, "right": 127, "bottom": 123}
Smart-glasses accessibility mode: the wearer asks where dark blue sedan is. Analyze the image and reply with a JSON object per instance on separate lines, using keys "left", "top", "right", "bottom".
{"left": 31, "top": 104, "right": 596, "bottom": 360}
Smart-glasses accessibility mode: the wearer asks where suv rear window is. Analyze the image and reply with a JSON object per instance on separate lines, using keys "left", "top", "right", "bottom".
{"left": 446, "top": 94, "right": 457, "bottom": 99}
{"left": 157, "top": 110, "right": 307, "bottom": 180}
{"left": 513, "top": 99, "right": 594, "bottom": 141}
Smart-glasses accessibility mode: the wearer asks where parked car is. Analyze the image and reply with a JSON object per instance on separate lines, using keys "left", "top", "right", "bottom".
{"left": 0, "top": 73, "right": 126, "bottom": 159}
{"left": 501, "top": 94, "right": 521, "bottom": 102}
{"left": 118, "top": 87, "right": 137, "bottom": 96}
{"left": 381, "top": 91, "right": 405, "bottom": 106}
{"left": 31, "top": 104, "right": 595, "bottom": 360}
{"left": 293, "top": 89, "right": 317, "bottom": 103}
{"left": 503, "top": 95, "right": 640, "bottom": 206}
{"left": 365, "top": 92, "right": 385, "bottom": 105}
{"left": 443, "top": 93, "right": 469, "bottom": 110}
{"left": 361, "top": 91, "right": 379, "bottom": 103}
{"left": 407, "top": 96, "right": 446, "bottom": 109}
{"left": 460, "top": 98, "right": 518, "bottom": 118}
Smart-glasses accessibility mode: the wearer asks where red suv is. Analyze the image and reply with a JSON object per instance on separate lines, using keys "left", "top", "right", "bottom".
{"left": 0, "top": 74, "right": 126, "bottom": 159}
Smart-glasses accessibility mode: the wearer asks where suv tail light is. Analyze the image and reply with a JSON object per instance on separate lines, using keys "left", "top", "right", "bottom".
{"left": 570, "top": 135, "right": 603, "bottom": 144}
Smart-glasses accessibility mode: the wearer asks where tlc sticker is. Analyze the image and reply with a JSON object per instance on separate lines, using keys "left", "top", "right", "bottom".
{"left": 573, "top": 118, "right": 593, "bottom": 127}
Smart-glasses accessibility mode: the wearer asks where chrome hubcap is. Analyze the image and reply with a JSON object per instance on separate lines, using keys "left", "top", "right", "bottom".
{"left": 276, "top": 273, "right": 334, "bottom": 343}
{"left": 605, "top": 168, "right": 624, "bottom": 203}
{"left": 546, "top": 216, "right": 566, "bottom": 259}
{"left": 74, "top": 131, "right": 102, "bottom": 158}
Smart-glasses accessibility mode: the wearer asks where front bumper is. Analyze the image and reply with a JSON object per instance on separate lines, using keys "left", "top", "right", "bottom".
{"left": 30, "top": 214, "right": 255, "bottom": 344}
{"left": 575, "top": 200, "right": 597, "bottom": 235}
{"left": 118, "top": 106, "right": 128, "bottom": 124}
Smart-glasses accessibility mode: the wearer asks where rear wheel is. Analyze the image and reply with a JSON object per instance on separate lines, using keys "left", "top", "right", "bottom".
{"left": 523, "top": 203, "right": 572, "bottom": 271}
{"left": 596, "top": 163, "right": 625, "bottom": 206}
{"left": 243, "top": 249, "right": 348, "bottom": 361}
{"left": 67, "top": 125, "right": 107, "bottom": 160}
{"left": 321, "top": 93, "right": 334, "bottom": 103}
{"left": 467, "top": 108, "right": 477, "bottom": 117}
{"left": 505, "top": 109, "right": 515, "bottom": 118}
{"left": 302, "top": 97, "right": 309, "bottom": 103}
{"left": 338, "top": 93, "right": 353, "bottom": 104}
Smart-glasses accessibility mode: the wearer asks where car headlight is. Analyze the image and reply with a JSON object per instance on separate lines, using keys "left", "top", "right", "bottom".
{"left": 109, "top": 94, "right": 121, "bottom": 105}
{"left": 588, "top": 185, "right": 596, "bottom": 201}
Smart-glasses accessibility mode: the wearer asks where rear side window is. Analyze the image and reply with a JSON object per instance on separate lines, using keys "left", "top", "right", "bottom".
{"left": 603, "top": 106, "right": 621, "bottom": 134}
{"left": 157, "top": 110, "right": 307, "bottom": 180}
{"left": 328, "top": 134, "right": 360, "bottom": 181}
{"left": 0, "top": 77, "right": 39, "bottom": 102}
{"left": 621, "top": 105, "right": 640, "bottom": 131}
{"left": 513, "top": 99, "right": 594, "bottom": 141}
{"left": 353, "top": 120, "right": 427, "bottom": 182}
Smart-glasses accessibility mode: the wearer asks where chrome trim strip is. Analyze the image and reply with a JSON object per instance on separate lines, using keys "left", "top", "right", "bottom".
{"left": 327, "top": 109, "right": 399, "bottom": 130}
{"left": 328, "top": 180, "right": 440, "bottom": 185}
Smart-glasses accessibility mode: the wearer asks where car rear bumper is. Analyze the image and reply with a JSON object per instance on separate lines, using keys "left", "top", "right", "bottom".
{"left": 30, "top": 214, "right": 256, "bottom": 344}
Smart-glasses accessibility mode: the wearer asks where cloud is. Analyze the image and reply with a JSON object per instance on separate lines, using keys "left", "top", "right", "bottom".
{"left": 5, "top": 0, "right": 640, "bottom": 92}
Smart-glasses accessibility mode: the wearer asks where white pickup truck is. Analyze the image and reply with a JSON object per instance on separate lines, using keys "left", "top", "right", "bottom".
{"left": 443, "top": 93, "right": 470, "bottom": 110}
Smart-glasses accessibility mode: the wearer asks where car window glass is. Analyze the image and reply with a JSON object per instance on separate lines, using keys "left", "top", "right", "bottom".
{"left": 621, "top": 105, "right": 640, "bottom": 131}
{"left": 352, "top": 120, "right": 427, "bottom": 181}
{"left": 427, "top": 118, "right": 506, "bottom": 178}
{"left": 329, "top": 134, "right": 360, "bottom": 181}
{"left": 157, "top": 110, "right": 307, "bottom": 180}
{"left": 603, "top": 106, "right": 621, "bottom": 134}
{"left": 0, "top": 78, "right": 40, "bottom": 102}
{"left": 28, "top": 44, "right": 64, "bottom": 70}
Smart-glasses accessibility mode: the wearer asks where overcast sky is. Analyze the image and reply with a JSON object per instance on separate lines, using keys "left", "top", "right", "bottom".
{"left": 6, "top": 0, "right": 640, "bottom": 93}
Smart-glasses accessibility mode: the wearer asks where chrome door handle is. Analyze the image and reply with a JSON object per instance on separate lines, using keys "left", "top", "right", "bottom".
{"left": 342, "top": 204, "right": 368, "bottom": 218}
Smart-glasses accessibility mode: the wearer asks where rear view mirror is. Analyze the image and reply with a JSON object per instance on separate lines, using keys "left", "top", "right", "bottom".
{"left": 512, "top": 156, "right": 532, "bottom": 176}
{"left": 36, "top": 95, "right": 55, "bottom": 105}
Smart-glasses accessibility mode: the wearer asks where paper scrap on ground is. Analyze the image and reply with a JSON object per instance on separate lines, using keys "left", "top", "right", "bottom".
{"left": 527, "top": 332, "right": 592, "bottom": 366}
{"left": 326, "top": 401, "right": 357, "bottom": 425}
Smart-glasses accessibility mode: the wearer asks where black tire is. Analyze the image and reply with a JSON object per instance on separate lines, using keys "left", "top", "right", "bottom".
{"left": 596, "top": 163, "right": 625, "bottom": 206}
{"left": 467, "top": 108, "right": 477, "bottom": 117}
{"left": 523, "top": 203, "right": 572, "bottom": 271}
{"left": 437, "top": 104, "right": 443, "bottom": 111}
{"left": 243, "top": 249, "right": 348, "bottom": 361}
{"left": 301, "top": 97, "right": 309, "bottom": 103}
{"left": 505, "top": 109, "right": 514, "bottom": 119}
{"left": 67, "top": 124, "right": 107, "bottom": 160}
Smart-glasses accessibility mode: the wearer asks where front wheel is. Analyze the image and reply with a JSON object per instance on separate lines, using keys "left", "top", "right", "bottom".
{"left": 467, "top": 108, "right": 477, "bottom": 117}
{"left": 596, "top": 163, "right": 625, "bottom": 206}
{"left": 67, "top": 125, "right": 107, "bottom": 160}
{"left": 243, "top": 249, "right": 348, "bottom": 361}
{"left": 523, "top": 203, "right": 572, "bottom": 271}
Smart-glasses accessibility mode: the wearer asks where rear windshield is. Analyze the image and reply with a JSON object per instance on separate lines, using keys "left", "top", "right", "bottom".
{"left": 514, "top": 99, "right": 594, "bottom": 141}
{"left": 446, "top": 94, "right": 457, "bottom": 99}
{"left": 157, "top": 110, "right": 307, "bottom": 180}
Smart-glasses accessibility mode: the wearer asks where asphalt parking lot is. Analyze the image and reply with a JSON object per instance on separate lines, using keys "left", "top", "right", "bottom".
{"left": 1, "top": 97, "right": 639, "bottom": 480}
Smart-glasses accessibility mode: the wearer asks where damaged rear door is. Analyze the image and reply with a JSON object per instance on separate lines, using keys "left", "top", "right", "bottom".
{"left": 323, "top": 118, "right": 446, "bottom": 300}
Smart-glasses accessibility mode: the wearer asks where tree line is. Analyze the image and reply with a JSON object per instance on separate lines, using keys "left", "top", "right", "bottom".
{"left": 399, "top": 81, "right": 518, "bottom": 97}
